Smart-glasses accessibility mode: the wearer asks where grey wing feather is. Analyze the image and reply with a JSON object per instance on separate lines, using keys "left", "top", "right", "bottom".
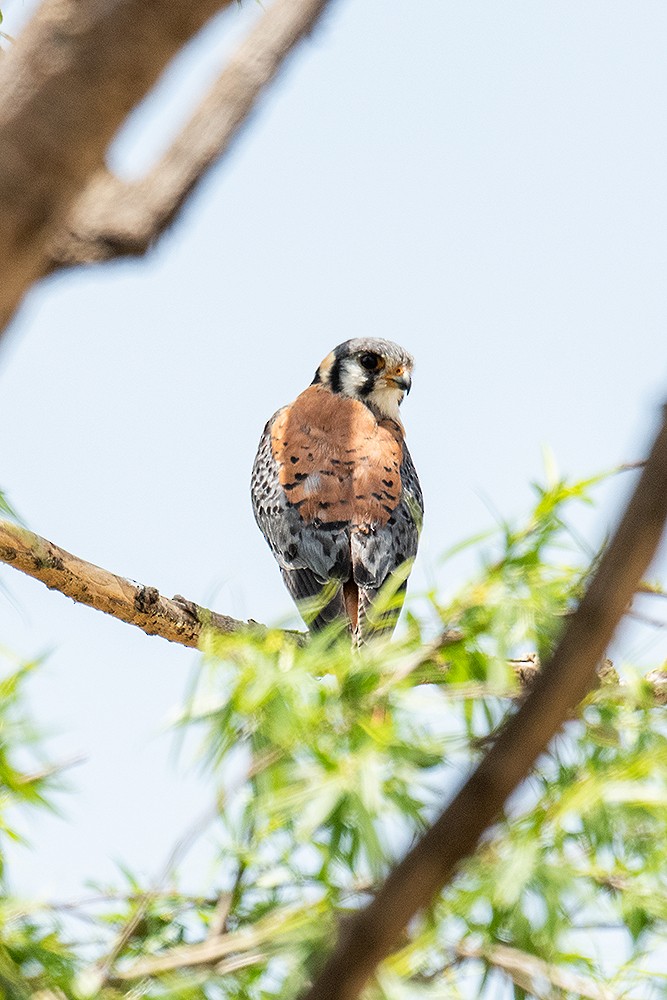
{"left": 251, "top": 413, "right": 351, "bottom": 629}
{"left": 351, "top": 443, "right": 423, "bottom": 641}
{"left": 351, "top": 443, "right": 423, "bottom": 590}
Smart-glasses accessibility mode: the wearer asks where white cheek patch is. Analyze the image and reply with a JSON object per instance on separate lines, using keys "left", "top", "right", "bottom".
{"left": 339, "top": 362, "right": 368, "bottom": 397}
{"left": 337, "top": 359, "right": 406, "bottom": 422}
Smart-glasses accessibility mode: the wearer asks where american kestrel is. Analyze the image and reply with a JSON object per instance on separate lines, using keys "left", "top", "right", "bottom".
{"left": 251, "top": 338, "right": 423, "bottom": 642}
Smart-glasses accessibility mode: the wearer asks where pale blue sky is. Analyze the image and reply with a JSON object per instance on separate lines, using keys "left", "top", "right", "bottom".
{"left": 1, "top": 0, "right": 666, "bottom": 931}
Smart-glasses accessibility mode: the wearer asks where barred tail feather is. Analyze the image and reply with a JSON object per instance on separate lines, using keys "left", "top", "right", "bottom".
{"left": 280, "top": 569, "right": 347, "bottom": 632}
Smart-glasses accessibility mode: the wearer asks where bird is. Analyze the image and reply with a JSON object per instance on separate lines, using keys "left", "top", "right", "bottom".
{"left": 251, "top": 338, "right": 423, "bottom": 643}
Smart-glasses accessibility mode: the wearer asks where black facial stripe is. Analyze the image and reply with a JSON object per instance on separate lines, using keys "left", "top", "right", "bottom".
{"left": 359, "top": 373, "right": 375, "bottom": 397}
{"left": 311, "top": 368, "right": 322, "bottom": 385}
{"left": 329, "top": 357, "right": 343, "bottom": 394}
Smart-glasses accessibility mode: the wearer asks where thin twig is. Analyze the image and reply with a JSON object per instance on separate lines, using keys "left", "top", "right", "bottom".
{"left": 215, "top": 951, "right": 266, "bottom": 975}
{"left": 8, "top": 891, "right": 221, "bottom": 925}
{"left": 637, "top": 581, "right": 667, "bottom": 599}
{"left": 616, "top": 460, "right": 647, "bottom": 472}
{"left": 16, "top": 754, "right": 86, "bottom": 785}
{"left": 626, "top": 608, "right": 666, "bottom": 629}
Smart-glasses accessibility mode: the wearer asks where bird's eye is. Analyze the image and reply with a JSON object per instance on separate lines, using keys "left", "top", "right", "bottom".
{"left": 359, "top": 352, "right": 381, "bottom": 371}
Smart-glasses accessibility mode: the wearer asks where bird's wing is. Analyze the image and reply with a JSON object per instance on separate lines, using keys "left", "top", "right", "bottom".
{"left": 351, "top": 442, "right": 424, "bottom": 641}
{"left": 251, "top": 408, "right": 351, "bottom": 628}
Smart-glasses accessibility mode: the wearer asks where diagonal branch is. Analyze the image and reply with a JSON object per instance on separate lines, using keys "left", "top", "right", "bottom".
{"left": 0, "top": 0, "right": 237, "bottom": 337}
{"left": 47, "top": 0, "right": 339, "bottom": 270}
{"left": 0, "top": 518, "right": 254, "bottom": 647}
{"left": 302, "top": 402, "right": 667, "bottom": 1000}
{"left": 455, "top": 940, "right": 616, "bottom": 1000}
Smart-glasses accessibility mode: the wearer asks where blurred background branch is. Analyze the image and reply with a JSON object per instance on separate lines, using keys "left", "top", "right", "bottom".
{"left": 47, "top": 0, "right": 338, "bottom": 270}
{"left": 0, "top": 0, "right": 337, "bottom": 336}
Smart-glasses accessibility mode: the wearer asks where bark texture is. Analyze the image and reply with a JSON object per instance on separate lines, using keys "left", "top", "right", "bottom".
{"left": 0, "top": 0, "right": 235, "bottom": 333}
{"left": 0, "top": 519, "right": 248, "bottom": 646}
{"left": 47, "top": 0, "right": 338, "bottom": 269}
{"left": 0, "top": 0, "right": 338, "bottom": 336}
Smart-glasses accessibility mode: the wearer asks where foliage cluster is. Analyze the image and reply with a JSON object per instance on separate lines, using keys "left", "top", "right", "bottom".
{"left": 0, "top": 469, "right": 666, "bottom": 999}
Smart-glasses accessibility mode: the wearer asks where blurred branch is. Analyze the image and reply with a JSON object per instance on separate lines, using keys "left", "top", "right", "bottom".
{"left": 0, "top": 517, "right": 255, "bottom": 647}
{"left": 626, "top": 607, "right": 666, "bottom": 629}
{"left": 390, "top": 649, "right": 666, "bottom": 704}
{"left": 644, "top": 666, "right": 667, "bottom": 705}
{"left": 9, "top": 892, "right": 221, "bottom": 925}
{"left": 94, "top": 800, "right": 225, "bottom": 986}
{"left": 95, "top": 748, "right": 280, "bottom": 987}
{"left": 47, "top": 0, "right": 338, "bottom": 270}
{"left": 0, "top": 0, "right": 236, "bottom": 337}
{"left": 16, "top": 754, "right": 86, "bottom": 785}
{"left": 454, "top": 940, "right": 616, "bottom": 1000}
{"left": 636, "top": 581, "right": 667, "bottom": 598}
{"left": 616, "top": 460, "right": 647, "bottom": 472}
{"left": 302, "top": 402, "right": 667, "bottom": 1000}
{"left": 107, "top": 904, "right": 302, "bottom": 981}
{"left": 376, "top": 627, "right": 463, "bottom": 695}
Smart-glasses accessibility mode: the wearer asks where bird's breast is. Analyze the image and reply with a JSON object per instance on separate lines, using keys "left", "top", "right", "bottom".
{"left": 271, "top": 384, "right": 403, "bottom": 527}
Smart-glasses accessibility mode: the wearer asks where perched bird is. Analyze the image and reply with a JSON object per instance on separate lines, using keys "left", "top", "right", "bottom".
{"left": 251, "top": 338, "right": 423, "bottom": 642}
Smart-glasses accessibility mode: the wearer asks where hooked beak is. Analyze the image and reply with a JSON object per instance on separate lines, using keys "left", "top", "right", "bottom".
{"left": 387, "top": 372, "right": 411, "bottom": 395}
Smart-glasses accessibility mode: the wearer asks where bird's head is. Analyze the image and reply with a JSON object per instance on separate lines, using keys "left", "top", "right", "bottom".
{"left": 312, "top": 338, "right": 414, "bottom": 423}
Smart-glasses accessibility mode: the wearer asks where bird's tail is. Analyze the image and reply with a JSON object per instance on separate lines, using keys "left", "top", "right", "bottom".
{"left": 281, "top": 569, "right": 347, "bottom": 633}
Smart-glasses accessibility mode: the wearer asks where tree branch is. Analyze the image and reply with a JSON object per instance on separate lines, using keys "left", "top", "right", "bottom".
{"left": 455, "top": 940, "right": 616, "bottom": 1000}
{"left": 47, "top": 0, "right": 339, "bottom": 270}
{"left": 107, "top": 903, "right": 304, "bottom": 982}
{"left": 0, "top": 518, "right": 252, "bottom": 647}
{"left": 302, "top": 402, "right": 667, "bottom": 1000}
{"left": 3, "top": 517, "right": 665, "bottom": 706}
{"left": 0, "top": 0, "right": 241, "bottom": 337}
